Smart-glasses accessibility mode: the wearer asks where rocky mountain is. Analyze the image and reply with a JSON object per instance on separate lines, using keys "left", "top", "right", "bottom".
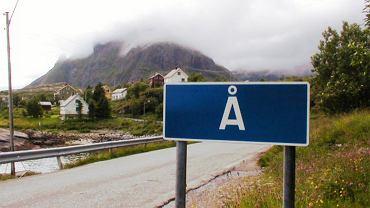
{"left": 27, "top": 42, "right": 231, "bottom": 88}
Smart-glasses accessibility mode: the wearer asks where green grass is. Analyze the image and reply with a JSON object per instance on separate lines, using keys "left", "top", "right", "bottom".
{"left": 222, "top": 110, "right": 370, "bottom": 208}
{"left": 0, "top": 107, "right": 162, "bottom": 136}
{"left": 63, "top": 141, "right": 176, "bottom": 168}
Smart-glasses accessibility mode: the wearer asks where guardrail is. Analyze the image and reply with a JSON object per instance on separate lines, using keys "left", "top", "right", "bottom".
{"left": 0, "top": 136, "right": 164, "bottom": 165}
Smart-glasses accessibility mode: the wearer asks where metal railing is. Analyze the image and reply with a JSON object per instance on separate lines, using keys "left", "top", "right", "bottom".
{"left": 0, "top": 136, "right": 164, "bottom": 164}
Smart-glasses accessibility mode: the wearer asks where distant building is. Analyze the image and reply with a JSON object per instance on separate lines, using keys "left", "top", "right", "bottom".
{"left": 0, "top": 95, "right": 8, "bottom": 103}
{"left": 54, "top": 84, "right": 81, "bottom": 101}
{"left": 164, "top": 68, "right": 188, "bottom": 83}
{"left": 149, "top": 73, "right": 164, "bottom": 87}
{"left": 60, "top": 94, "right": 89, "bottom": 120}
{"left": 102, "top": 85, "right": 112, "bottom": 100}
{"left": 112, "top": 88, "right": 127, "bottom": 101}
{"left": 39, "top": 101, "right": 52, "bottom": 111}
{"left": 0, "top": 95, "right": 8, "bottom": 108}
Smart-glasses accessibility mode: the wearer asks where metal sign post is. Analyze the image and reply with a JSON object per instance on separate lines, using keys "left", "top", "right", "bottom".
{"left": 283, "top": 146, "right": 296, "bottom": 208}
{"left": 164, "top": 82, "right": 309, "bottom": 208}
{"left": 175, "top": 141, "right": 187, "bottom": 208}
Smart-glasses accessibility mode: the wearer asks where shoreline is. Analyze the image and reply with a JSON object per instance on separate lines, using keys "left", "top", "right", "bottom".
{"left": 0, "top": 128, "right": 141, "bottom": 151}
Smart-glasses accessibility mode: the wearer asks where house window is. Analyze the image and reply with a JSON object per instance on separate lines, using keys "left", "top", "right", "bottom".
{"left": 75, "top": 100, "right": 82, "bottom": 113}
{"left": 178, "top": 72, "right": 181, "bottom": 75}
{"left": 181, "top": 78, "right": 185, "bottom": 82}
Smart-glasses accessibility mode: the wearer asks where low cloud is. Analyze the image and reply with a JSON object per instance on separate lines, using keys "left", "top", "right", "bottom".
{"left": 66, "top": 0, "right": 364, "bottom": 73}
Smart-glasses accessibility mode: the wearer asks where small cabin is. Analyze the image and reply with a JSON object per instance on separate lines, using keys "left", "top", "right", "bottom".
{"left": 149, "top": 73, "right": 164, "bottom": 88}
{"left": 39, "top": 101, "right": 52, "bottom": 111}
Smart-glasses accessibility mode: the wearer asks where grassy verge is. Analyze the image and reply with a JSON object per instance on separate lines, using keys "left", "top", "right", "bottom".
{"left": 0, "top": 171, "right": 39, "bottom": 181}
{"left": 222, "top": 110, "right": 370, "bottom": 207}
{"left": 63, "top": 141, "right": 176, "bottom": 169}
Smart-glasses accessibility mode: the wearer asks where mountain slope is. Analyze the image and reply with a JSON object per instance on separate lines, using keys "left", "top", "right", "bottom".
{"left": 28, "top": 42, "right": 231, "bottom": 88}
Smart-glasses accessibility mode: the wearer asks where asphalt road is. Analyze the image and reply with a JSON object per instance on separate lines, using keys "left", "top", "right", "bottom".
{"left": 0, "top": 142, "right": 269, "bottom": 208}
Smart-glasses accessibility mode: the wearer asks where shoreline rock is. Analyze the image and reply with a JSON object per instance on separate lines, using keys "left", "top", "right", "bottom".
{"left": 25, "top": 129, "right": 136, "bottom": 146}
{"left": 1, "top": 128, "right": 155, "bottom": 151}
{"left": 0, "top": 128, "right": 40, "bottom": 151}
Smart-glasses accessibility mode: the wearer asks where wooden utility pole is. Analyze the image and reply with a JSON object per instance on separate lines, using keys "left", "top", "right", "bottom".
{"left": 4, "top": 11, "right": 16, "bottom": 176}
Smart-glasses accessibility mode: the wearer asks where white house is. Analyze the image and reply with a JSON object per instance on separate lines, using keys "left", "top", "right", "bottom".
{"left": 164, "top": 68, "right": 188, "bottom": 83}
{"left": 112, "top": 88, "right": 127, "bottom": 101}
{"left": 60, "top": 94, "right": 89, "bottom": 120}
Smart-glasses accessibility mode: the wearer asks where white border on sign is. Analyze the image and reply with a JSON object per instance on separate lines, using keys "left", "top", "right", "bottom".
{"left": 163, "top": 82, "right": 310, "bottom": 146}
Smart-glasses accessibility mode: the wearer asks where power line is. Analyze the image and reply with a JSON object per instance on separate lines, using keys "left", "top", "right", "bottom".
{"left": 9, "top": 0, "right": 20, "bottom": 24}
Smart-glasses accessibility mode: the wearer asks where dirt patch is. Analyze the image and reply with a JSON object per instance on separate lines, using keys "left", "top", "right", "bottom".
{"left": 160, "top": 153, "right": 267, "bottom": 208}
{"left": 186, "top": 159, "right": 262, "bottom": 208}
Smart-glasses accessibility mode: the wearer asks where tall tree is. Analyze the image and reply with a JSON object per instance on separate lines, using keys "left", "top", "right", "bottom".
{"left": 88, "top": 100, "right": 96, "bottom": 119}
{"left": 92, "top": 83, "right": 106, "bottom": 103}
{"left": 127, "top": 82, "right": 149, "bottom": 99}
{"left": 26, "top": 99, "right": 43, "bottom": 118}
{"left": 365, "top": 0, "right": 370, "bottom": 27}
{"left": 91, "top": 83, "right": 111, "bottom": 118}
{"left": 84, "top": 85, "right": 93, "bottom": 103}
{"left": 311, "top": 22, "right": 370, "bottom": 113}
{"left": 188, "top": 73, "right": 206, "bottom": 82}
{"left": 12, "top": 94, "right": 21, "bottom": 107}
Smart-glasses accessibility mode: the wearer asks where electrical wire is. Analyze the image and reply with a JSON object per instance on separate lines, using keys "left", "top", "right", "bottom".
{"left": 9, "top": 0, "right": 20, "bottom": 24}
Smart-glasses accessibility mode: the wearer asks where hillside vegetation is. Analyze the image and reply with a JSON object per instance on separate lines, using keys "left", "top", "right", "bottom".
{"left": 220, "top": 110, "right": 369, "bottom": 207}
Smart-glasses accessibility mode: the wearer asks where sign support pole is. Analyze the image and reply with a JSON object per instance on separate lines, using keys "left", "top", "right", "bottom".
{"left": 283, "top": 146, "right": 296, "bottom": 208}
{"left": 175, "top": 141, "right": 187, "bottom": 208}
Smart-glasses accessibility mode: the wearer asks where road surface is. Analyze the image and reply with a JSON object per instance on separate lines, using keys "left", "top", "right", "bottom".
{"left": 0, "top": 142, "right": 269, "bottom": 208}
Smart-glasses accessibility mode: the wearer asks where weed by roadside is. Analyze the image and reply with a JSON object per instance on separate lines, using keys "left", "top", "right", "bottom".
{"left": 215, "top": 110, "right": 370, "bottom": 208}
{"left": 63, "top": 141, "right": 176, "bottom": 169}
{"left": 0, "top": 171, "right": 39, "bottom": 181}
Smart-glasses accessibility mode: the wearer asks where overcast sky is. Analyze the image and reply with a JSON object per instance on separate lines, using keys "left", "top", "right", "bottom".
{"left": 0, "top": 0, "right": 365, "bottom": 90}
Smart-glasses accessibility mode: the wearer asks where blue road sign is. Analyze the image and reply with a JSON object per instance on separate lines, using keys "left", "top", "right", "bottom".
{"left": 164, "top": 82, "right": 310, "bottom": 146}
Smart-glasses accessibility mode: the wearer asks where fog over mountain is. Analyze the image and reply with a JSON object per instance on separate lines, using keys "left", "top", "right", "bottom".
{"left": 28, "top": 42, "right": 231, "bottom": 88}
{"left": 58, "top": 0, "right": 362, "bottom": 74}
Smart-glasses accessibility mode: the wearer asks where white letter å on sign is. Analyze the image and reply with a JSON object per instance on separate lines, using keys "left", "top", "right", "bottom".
{"left": 219, "top": 86, "right": 245, "bottom": 130}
